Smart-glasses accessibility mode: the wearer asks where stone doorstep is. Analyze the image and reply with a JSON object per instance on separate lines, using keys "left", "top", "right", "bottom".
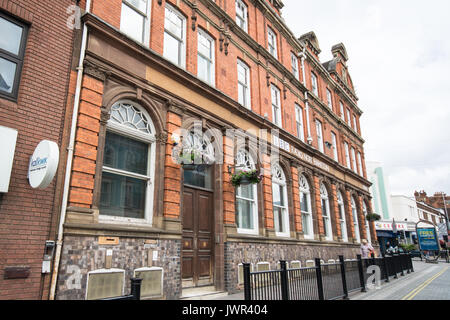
{"left": 180, "top": 286, "right": 229, "bottom": 300}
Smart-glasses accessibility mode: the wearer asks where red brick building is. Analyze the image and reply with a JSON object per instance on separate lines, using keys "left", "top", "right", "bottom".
{"left": 0, "top": 0, "right": 76, "bottom": 299}
{"left": 1, "top": 0, "right": 375, "bottom": 300}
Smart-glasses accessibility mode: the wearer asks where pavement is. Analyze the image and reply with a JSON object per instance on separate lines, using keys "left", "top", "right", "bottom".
{"left": 209, "top": 258, "right": 450, "bottom": 300}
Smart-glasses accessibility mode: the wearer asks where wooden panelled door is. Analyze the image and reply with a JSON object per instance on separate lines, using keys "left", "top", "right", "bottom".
{"left": 182, "top": 187, "right": 214, "bottom": 288}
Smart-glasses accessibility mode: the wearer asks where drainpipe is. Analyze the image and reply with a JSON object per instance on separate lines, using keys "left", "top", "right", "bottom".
{"left": 49, "top": 0, "right": 91, "bottom": 300}
{"left": 299, "top": 47, "right": 313, "bottom": 145}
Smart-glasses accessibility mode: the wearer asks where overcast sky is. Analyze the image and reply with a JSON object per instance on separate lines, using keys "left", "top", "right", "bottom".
{"left": 282, "top": 0, "right": 450, "bottom": 197}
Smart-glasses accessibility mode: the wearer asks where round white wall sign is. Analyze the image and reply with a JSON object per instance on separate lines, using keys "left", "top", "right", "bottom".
{"left": 28, "top": 140, "right": 60, "bottom": 189}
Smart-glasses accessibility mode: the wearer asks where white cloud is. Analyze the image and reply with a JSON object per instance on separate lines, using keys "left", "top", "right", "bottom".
{"left": 283, "top": 0, "right": 450, "bottom": 196}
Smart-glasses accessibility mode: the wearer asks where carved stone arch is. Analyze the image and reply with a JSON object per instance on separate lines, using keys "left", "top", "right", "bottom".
{"left": 271, "top": 157, "right": 292, "bottom": 186}
{"left": 101, "top": 84, "right": 165, "bottom": 136}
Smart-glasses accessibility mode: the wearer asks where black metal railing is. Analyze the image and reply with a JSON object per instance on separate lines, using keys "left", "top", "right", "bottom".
{"left": 100, "top": 278, "right": 142, "bottom": 300}
{"left": 243, "top": 253, "right": 413, "bottom": 301}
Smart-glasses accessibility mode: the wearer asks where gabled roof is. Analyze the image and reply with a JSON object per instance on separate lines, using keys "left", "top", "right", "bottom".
{"left": 299, "top": 31, "right": 321, "bottom": 55}
{"left": 331, "top": 43, "right": 349, "bottom": 62}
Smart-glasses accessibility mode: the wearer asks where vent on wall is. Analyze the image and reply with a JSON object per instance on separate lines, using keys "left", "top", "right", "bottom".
{"left": 86, "top": 269, "right": 125, "bottom": 300}
{"left": 134, "top": 267, "right": 164, "bottom": 299}
{"left": 237, "top": 263, "right": 254, "bottom": 285}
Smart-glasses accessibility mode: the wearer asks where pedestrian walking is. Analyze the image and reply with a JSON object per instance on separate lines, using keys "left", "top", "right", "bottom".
{"left": 361, "top": 239, "right": 375, "bottom": 258}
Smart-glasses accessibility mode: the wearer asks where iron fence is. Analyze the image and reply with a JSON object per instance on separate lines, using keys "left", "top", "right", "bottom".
{"left": 243, "top": 253, "right": 413, "bottom": 301}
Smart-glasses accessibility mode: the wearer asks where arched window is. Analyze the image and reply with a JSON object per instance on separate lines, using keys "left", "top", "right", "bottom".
{"left": 320, "top": 183, "right": 333, "bottom": 241}
{"left": 100, "top": 101, "right": 156, "bottom": 224}
{"left": 272, "top": 163, "right": 290, "bottom": 237}
{"left": 181, "top": 129, "right": 215, "bottom": 190}
{"left": 235, "top": 149, "right": 258, "bottom": 234}
{"left": 299, "top": 174, "right": 313, "bottom": 239}
{"left": 337, "top": 191, "right": 348, "bottom": 242}
{"left": 363, "top": 201, "right": 372, "bottom": 243}
{"left": 351, "top": 196, "right": 361, "bottom": 243}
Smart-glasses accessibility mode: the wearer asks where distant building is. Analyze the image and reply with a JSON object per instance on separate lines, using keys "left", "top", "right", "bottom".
{"left": 366, "top": 161, "right": 393, "bottom": 220}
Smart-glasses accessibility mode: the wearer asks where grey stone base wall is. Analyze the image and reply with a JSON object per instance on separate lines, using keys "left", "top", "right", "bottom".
{"left": 224, "top": 241, "right": 363, "bottom": 293}
{"left": 55, "top": 236, "right": 181, "bottom": 300}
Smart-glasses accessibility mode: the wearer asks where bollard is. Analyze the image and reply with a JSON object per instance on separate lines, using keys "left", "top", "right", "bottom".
{"left": 339, "top": 255, "right": 349, "bottom": 300}
{"left": 357, "top": 254, "right": 367, "bottom": 292}
{"left": 315, "top": 258, "right": 325, "bottom": 300}
{"left": 130, "top": 278, "right": 142, "bottom": 300}
{"left": 243, "top": 263, "right": 251, "bottom": 301}
{"left": 279, "top": 260, "right": 289, "bottom": 300}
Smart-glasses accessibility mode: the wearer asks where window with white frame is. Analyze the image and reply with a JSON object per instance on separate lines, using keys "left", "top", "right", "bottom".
{"left": 271, "top": 85, "right": 282, "bottom": 127}
{"left": 362, "top": 201, "right": 371, "bottom": 243}
{"left": 100, "top": 101, "right": 156, "bottom": 224}
{"left": 315, "top": 120, "right": 324, "bottom": 153}
{"left": 353, "top": 114, "right": 358, "bottom": 131}
{"left": 320, "top": 183, "right": 333, "bottom": 241}
{"left": 237, "top": 59, "right": 251, "bottom": 109}
{"left": 331, "top": 132, "right": 338, "bottom": 161}
{"left": 351, "top": 196, "right": 361, "bottom": 243}
{"left": 311, "top": 72, "right": 318, "bottom": 96}
{"left": 357, "top": 152, "right": 363, "bottom": 176}
{"left": 267, "top": 27, "right": 278, "bottom": 59}
{"left": 346, "top": 108, "right": 351, "bottom": 127}
{"left": 337, "top": 191, "right": 348, "bottom": 242}
{"left": 351, "top": 147, "right": 357, "bottom": 173}
{"left": 164, "top": 4, "right": 186, "bottom": 68}
{"left": 344, "top": 142, "right": 351, "bottom": 169}
{"left": 272, "top": 163, "right": 289, "bottom": 237}
{"left": 120, "top": 0, "right": 150, "bottom": 44}
{"left": 326, "top": 88, "right": 333, "bottom": 109}
{"left": 291, "top": 53, "right": 299, "bottom": 79}
{"left": 339, "top": 102, "right": 345, "bottom": 121}
{"left": 235, "top": 149, "right": 259, "bottom": 234}
{"left": 299, "top": 174, "right": 313, "bottom": 239}
{"left": 295, "top": 104, "right": 304, "bottom": 142}
{"left": 197, "top": 29, "right": 215, "bottom": 86}
{"left": 235, "top": 0, "right": 248, "bottom": 33}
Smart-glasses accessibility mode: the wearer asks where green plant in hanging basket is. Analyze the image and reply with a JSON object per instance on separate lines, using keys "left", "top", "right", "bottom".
{"left": 366, "top": 213, "right": 381, "bottom": 222}
{"left": 231, "top": 169, "right": 262, "bottom": 187}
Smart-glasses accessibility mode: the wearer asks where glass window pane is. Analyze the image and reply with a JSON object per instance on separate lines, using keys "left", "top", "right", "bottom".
{"left": 236, "top": 198, "right": 253, "bottom": 229}
{"left": 127, "top": 0, "right": 147, "bottom": 14}
{"left": 104, "top": 131, "right": 148, "bottom": 175}
{"left": 237, "top": 184, "right": 253, "bottom": 199}
{"left": 165, "top": 8, "right": 183, "bottom": 39}
{"left": 302, "top": 213, "right": 309, "bottom": 235}
{"left": 300, "top": 192, "right": 308, "bottom": 212}
{"left": 0, "top": 57, "right": 16, "bottom": 94}
{"left": 120, "top": 3, "right": 144, "bottom": 42}
{"left": 100, "top": 171, "right": 146, "bottom": 219}
{"left": 272, "top": 183, "right": 284, "bottom": 206}
{"left": 0, "top": 16, "right": 23, "bottom": 55}
{"left": 164, "top": 32, "right": 181, "bottom": 65}
{"left": 198, "top": 55, "right": 209, "bottom": 82}
{"left": 198, "top": 33, "right": 211, "bottom": 58}
{"left": 183, "top": 165, "right": 212, "bottom": 189}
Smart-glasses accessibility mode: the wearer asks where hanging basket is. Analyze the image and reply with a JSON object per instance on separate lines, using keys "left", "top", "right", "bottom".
{"left": 366, "top": 213, "right": 381, "bottom": 222}
{"left": 231, "top": 169, "right": 262, "bottom": 187}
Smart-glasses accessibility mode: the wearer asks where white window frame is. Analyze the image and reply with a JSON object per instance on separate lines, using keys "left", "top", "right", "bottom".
{"left": 337, "top": 191, "right": 348, "bottom": 242}
{"left": 295, "top": 104, "right": 304, "bottom": 142}
{"left": 197, "top": 28, "right": 215, "bottom": 86}
{"left": 99, "top": 100, "right": 156, "bottom": 226}
{"left": 311, "top": 72, "right": 318, "bottom": 96}
{"left": 351, "top": 196, "right": 361, "bottom": 243}
{"left": 326, "top": 88, "right": 333, "bottom": 109}
{"left": 320, "top": 183, "right": 333, "bottom": 241}
{"left": 331, "top": 132, "right": 338, "bottom": 161}
{"left": 163, "top": 4, "right": 186, "bottom": 69}
{"left": 272, "top": 164, "right": 290, "bottom": 238}
{"left": 344, "top": 142, "right": 351, "bottom": 169}
{"left": 357, "top": 152, "right": 363, "bottom": 176}
{"left": 291, "top": 53, "right": 299, "bottom": 79}
{"left": 267, "top": 26, "right": 278, "bottom": 59}
{"left": 235, "top": 149, "right": 259, "bottom": 235}
{"left": 363, "top": 201, "right": 371, "bottom": 243}
{"left": 271, "top": 84, "right": 282, "bottom": 127}
{"left": 351, "top": 147, "right": 357, "bottom": 173}
{"left": 235, "top": 0, "right": 248, "bottom": 33}
{"left": 316, "top": 120, "right": 324, "bottom": 153}
{"left": 299, "top": 174, "right": 313, "bottom": 240}
{"left": 346, "top": 108, "right": 351, "bottom": 127}
{"left": 339, "top": 102, "right": 345, "bottom": 121}
{"left": 353, "top": 114, "right": 358, "bottom": 131}
{"left": 237, "top": 59, "right": 251, "bottom": 109}
{"left": 120, "top": 0, "right": 151, "bottom": 45}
